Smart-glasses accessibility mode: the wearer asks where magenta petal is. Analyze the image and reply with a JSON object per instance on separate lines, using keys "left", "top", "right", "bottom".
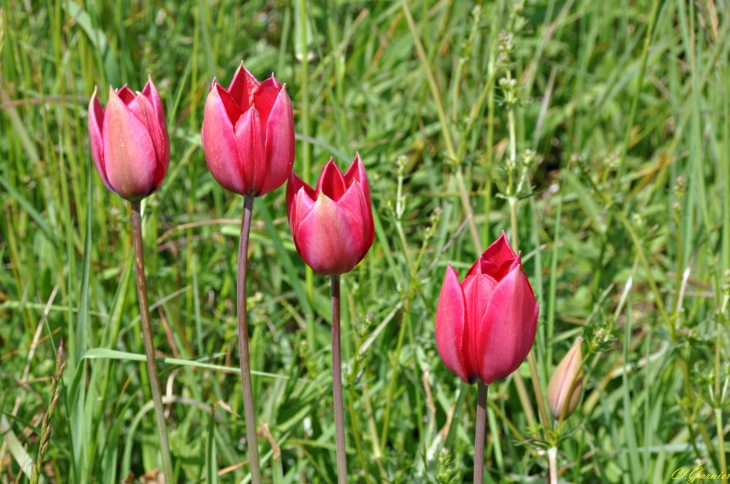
{"left": 252, "top": 77, "right": 281, "bottom": 129}
{"left": 290, "top": 187, "right": 316, "bottom": 248}
{"left": 235, "top": 106, "right": 266, "bottom": 195}
{"left": 202, "top": 87, "right": 246, "bottom": 195}
{"left": 316, "top": 159, "right": 347, "bottom": 201}
{"left": 228, "top": 63, "right": 259, "bottom": 112}
{"left": 142, "top": 76, "right": 167, "bottom": 135}
{"left": 477, "top": 261, "right": 539, "bottom": 385}
{"left": 343, "top": 154, "right": 371, "bottom": 204}
{"left": 127, "top": 94, "right": 163, "bottom": 159}
{"left": 213, "top": 83, "right": 243, "bottom": 125}
{"left": 102, "top": 87, "right": 158, "bottom": 200}
{"left": 345, "top": 155, "right": 375, "bottom": 242}
{"left": 286, "top": 171, "right": 314, "bottom": 224}
{"left": 258, "top": 85, "right": 295, "bottom": 196}
{"left": 116, "top": 86, "right": 136, "bottom": 104}
{"left": 435, "top": 265, "right": 470, "bottom": 383}
{"left": 467, "top": 231, "right": 518, "bottom": 278}
{"left": 461, "top": 274, "right": 498, "bottom": 379}
{"left": 141, "top": 77, "right": 170, "bottom": 177}
{"left": 88, "top": 88, "right": 114, "bottom": 193}
{"left": 295, "top": 194, "right": 365, "bottom": 275}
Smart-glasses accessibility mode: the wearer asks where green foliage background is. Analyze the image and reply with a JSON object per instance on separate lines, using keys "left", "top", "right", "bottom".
{"left": 1, "top": 0, "right": 729, "bottom": 482}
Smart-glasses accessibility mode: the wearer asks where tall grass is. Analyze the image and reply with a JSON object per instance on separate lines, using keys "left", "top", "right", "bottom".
{"left": 1, "top": 0, "right": 729, "bottom": 482}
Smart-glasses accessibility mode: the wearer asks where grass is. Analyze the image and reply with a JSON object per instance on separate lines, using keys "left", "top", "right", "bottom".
{"left": 1, "top": 0, "right": 729, "bottom": 482}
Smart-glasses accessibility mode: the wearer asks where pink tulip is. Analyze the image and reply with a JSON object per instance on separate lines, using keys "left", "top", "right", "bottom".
{"left": 201, "top": 62, "right": 295, "bottom": 197}
{"left": 286, "top": 155, "right": 374, "bottom": 276}
{"left": 88, "top": 77, "right": 169, "bottom": 201}
{"left": 434, "top": 233, "right": 539, "bottom": 385}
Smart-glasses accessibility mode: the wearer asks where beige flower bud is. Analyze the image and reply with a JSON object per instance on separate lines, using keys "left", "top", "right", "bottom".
{"left": 547, "top": 337, "right": 584, "bottom": 420}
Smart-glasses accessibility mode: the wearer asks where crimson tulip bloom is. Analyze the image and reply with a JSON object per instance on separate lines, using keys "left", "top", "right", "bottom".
{"left": 88, "top": 77, "right": 170, "bottom": 201}
{"left": 435, "top": 233, "right": 538, "bottom": 385}
{"left": 286, "top": 155, "right": 374, "bottom": 276}
{"left": 201, "top": 63, "right": 295, "bottom": 197}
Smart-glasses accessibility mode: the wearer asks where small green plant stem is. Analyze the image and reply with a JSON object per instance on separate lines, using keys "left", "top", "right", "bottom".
{"left": 237, "top": 195, "right": 262, "bottom": 484}
{"left": 547, "top": 446, "right": 558, "bottom": 484}
{"left": 130, "top": 201, "right": 174, "bottom": 482}
{"left": 715, "top": 407, "right": 727, "bottom": 483}
{"left": 473, "top": 382, "right": 488, "bottom": 484}
{"left": 716, "top": 292, "right": 730, "bottom": 482}
{"left": 330, "top": 275, "right": 348, "bottom": 483}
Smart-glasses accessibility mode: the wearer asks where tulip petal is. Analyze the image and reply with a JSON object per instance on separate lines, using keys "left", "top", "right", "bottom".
{"left": 128, "top": 94, "right": 163, "bottom": 160}
{"left": 88, "top": 88, "right": 115, "bottom": 194}
{"left": 252, "top": 76, "right": 282, "bottom": 129}
{"left": 235, "top": 106, "right": 267, "bottom": 195}
{"left": 343, "top": 154, "right": 371, "bottom": 204}
{"left": 291, "top": 187, "right": 316, "bottom": 247}
{"left": 141, "top": 77, "right": 170, "bottom": 182}
{"left": 477, "top": 260, "right": 539, "bottom": 385}
{"left": 343, "top": 154, "right": 374, "bottom": 239}
{"left": 467, "top": 231, "right": 517, "bottom": 278}
{"left": 258, "top": 85, "right": 295, "bottom": 195}
{"left": 434, "top": 265, "right": 470, "bottom": 383}
{"left": 202, "top": 86, "right": 247, "bottom": 195}
{"left": 142, "top": 77, "right": 166, "bottom": 132}
{"left": 340, "top": 181, "right": 375, "bottom": 261}
{"left": 103, "top": 87, "right": 158, "bottom": 200}
{"left": 461, "top": 274, "right": 498, "bottom": 380}
{"left": 316, "top": 159, "right": 348, "bottom": 201}
{"left": 295, "top": 194, "right": 365, "bottom": 275}
{"left": 228, "top": 63, "right": 259, "bottom": 112}
{"left": 116, "top": 86, "right": 136, "bottom": 104}
{"left": 286, "top": 172, "right": 315, "bottom": 226}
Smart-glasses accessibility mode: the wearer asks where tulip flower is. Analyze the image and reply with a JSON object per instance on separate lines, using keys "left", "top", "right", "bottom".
{"left": 435, "top": 232, "right": 539, "bottom": 386}
{"left": 201, "top": 62, "right": 295, "bottom": 197}
{"left": 286, "top": 154, "right": 375, "bottom": 276}
{"left": 287, "top": 154, "right": 374, "bottom": 481}
{"left": 200, "top": 63, "right": 296, "bottom": 484}
{"left": 547, "top": 337, "right": 584, "bottom": 420}
{"left": 87, "top": 76, "right": 173, "bottom": 479}
{"left": 88, "top": 77, "right": 169, "bottom": 201}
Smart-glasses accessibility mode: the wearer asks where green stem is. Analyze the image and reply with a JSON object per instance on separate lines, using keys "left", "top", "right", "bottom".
{"left": 130, "top": 201, "right": 174, "bottom": 482}
{"left": 716, "top": 408, "right": 727, "bottom": 482}
{"left": 237, "top": 195, "right": 262, "bottom": 484}
{"left": 331, "top": 275, "right": 348, "bottom": 483}
{"left": 547, "top": 446, "right": 558, "bottom": 484}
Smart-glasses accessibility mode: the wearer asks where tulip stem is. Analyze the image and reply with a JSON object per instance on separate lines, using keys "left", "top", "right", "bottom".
{"left": 130, "top": 201, "right": 174, "bottom": 483}
{"left": 237, "top": 195, "right": 262, "bottom": 484}
{"left": 474, "top": 382, "right": 488, "bottom": 484}
{"left": 331, "top": 275, "right": 348, "bottom": 483}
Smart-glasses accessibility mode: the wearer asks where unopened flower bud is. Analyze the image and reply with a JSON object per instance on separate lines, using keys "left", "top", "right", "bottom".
{"left": 547, "top": 337, "right": 584, "bottom": 420}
